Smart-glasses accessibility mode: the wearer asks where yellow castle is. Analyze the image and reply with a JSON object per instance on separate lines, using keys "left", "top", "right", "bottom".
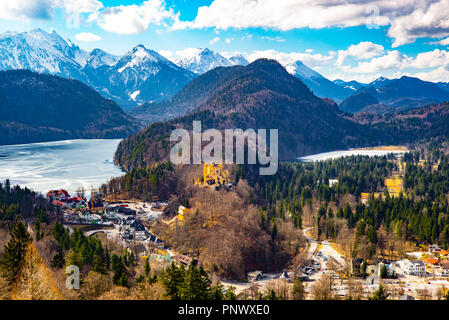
{"left": 195, "top": 162, "right": 230, "bottom": 187}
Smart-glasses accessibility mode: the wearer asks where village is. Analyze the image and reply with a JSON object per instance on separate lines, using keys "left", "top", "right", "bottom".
{"left": 46, "top": 159, "right": 449, "bottom": 300}
{"left": 45, "top": 163, "right": 235, "bottom": 274}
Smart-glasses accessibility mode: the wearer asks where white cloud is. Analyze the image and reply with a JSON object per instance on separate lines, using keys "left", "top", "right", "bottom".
{"left": 225, "top": 38, "right": 232, "bottom": 44}
{"left": 259, "top": 36, "right": 285, "bottom": 42}
{"left": 87, "top": 0, "right": 180, "bottom": 35}
{"left": 247, "top": 49, "right": 334, "bottom": 68}
{"left": 75, "top": 32, "right": 101, "bottom": 42}
{"left": 337, "top": 42, "right": 385, "bottom": 66}
{"left": 0, "top": 0, "right": 102, "bottom": 20}
{"left": 59, "top": 0, "right": 103, "bottom": 13}
{"left": 413, "top": 65, "right": 449, "bottom": 82}
{"left": 348, "top": 50, "right": 407, "bottom": 73}
{"left": 177, "top": 0, "right": 449, "bottom": 47}
{"left": 209, "top": 37, "right": 220, "bottom": 45}
{"left": 433, "top": 37, "right": 449, "bottom": 46}
{"left": 405, "top": 49, "right": 449, "bottom": 69}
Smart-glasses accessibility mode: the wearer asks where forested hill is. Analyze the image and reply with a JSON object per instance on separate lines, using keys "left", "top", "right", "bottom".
{"left": 0, "top": 70, "right": 144, "bottom": 145}
{"left": 115, "top": 59, "right": 383, "bottom": 170}
{"left": 354, "top": 102, "right": 449, "bottom": 142}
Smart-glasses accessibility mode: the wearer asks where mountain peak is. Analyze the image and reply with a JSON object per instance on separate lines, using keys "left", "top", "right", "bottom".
{"left": 175, "top": 48, "right": 233, "bottom": 74}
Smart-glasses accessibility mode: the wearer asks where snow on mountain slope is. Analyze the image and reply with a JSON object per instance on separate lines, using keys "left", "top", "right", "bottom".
{"left": 175, "top": 48, "right": 235, "bottom": 74}
{"left": 0, "top": 29, "right": 194, "bottom": 109}
{"left": 285, "top": 60, "right": 353, "bottom": 102}
{"left": 97, "top": 45, "right": 195, "bottom": 108}
{"left": 0, "top": 29, "right": 87, "bottom": 80}
{"left": 85, "top": 49, "right": 118, "bottom": 69}
{"left": 229, "top": 54, "right": 249, "bottom": 66}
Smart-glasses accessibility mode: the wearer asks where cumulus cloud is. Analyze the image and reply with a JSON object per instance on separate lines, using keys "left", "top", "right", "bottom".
{"left": 247, "top": 49, "right": 334, "bottom": 68}
{"left": 0, "top": 0, "right": 102, "bottom": 20}
{"left": 336, "top": 42, "right": 385, "bottom": 66}
{"left": 0, "top": 0, "right": 55, "bottom": 20}
{"left": 75, "top": 32, "right": 101, "bottom": 42}
{"left": 413, "top": 64, "right": 449, "bottom": 82}
{"left": 87, "top": 0, "right": 180, "bottom": 35}
{"left": 176, "top": 0, "right": 449, "bottom": 47}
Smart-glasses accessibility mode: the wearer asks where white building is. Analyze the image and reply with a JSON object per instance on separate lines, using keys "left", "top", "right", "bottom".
{"left": 397, "top": 259, "right": 425, "bottom": 276}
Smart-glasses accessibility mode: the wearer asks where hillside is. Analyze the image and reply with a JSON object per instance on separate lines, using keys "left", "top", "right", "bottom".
{"left": 0, "top": 70, "right": 143, "bottom": 145}
{"left": 355, "top": 102, "right": 449, "bottom": 142}
{"left": 116, "top": 59, "right": 381, "bottom": 170}
{"left": 131, "top": 65, "right": 244, "bottom": 123}
{"left": 339, "top": 87, "right": 380, "bottom": 113}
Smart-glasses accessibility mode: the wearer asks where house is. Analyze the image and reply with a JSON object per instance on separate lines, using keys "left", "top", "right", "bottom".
{"left": 397, "top": 259, "right": 425, "bottom": 276}
{"left": 366, "top": 264, "right": 378, "bottom": 275}
{"left": 441, "top": 260, "right": 449, "bottom": 276}
{"left": 279, "top": 272, "right": 291, "bottom": 282}
{"left": 377, "top": 261, "right": 396, "bottom": 278}
{"left": 429, "top": 244, "right": 442, "bottom": 252}
{"left": 423, "top": 258, "right": 439, "bottom": 266}
{"left": 328, "top": 179, "right": 339, "bottom": 187}
{"left": 47, "top": 189, "right": 71, "bottom": 201}
{"left": 350, "top": 258, "right": 363, "bottom": 276}
{"left": 438, "top": 249, "right": 449, "bottom": 257}
{"left": 247, "top": 271, "right": 264, "bottom": 282}
{"left": 173, "top": 254, "right": 194, "bottom": 267}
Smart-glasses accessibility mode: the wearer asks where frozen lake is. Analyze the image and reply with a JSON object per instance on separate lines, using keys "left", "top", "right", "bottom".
{"left": 298, "top": 147, "right": 407, "bottom": 162}
{"left": 0, "top": 139, "right": 125, "bottom": 195}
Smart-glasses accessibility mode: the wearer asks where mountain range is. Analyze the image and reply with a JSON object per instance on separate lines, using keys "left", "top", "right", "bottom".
{"left": 116, "top": 59, "right": 449, "bottom": 171}
{"left": 115, "top": 59, "right": 381, "bottom": 170}
{"left": 174, "top": 48, "right": 248, "bottom": 74}
{"left": 339, "top": 76, "right": 449, "bottom": 113}
{"left": 0, "top": 29, "right": 195, "bottom": 109}
{"left": 0, "top": 29, "right": 253, "bottom": 110}
{"left": 3, "top": 28, "right": 449, "bottom": 114}
{"left": 0, "top": 70, "right": 143, "bottom": 145}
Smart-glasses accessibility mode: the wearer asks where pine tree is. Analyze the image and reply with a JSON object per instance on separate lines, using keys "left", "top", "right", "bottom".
{"left": 144, "top": 258, "right": 151, "bottom": 277}
{"left": 161, "top": 262, "right": 184, "bottom": 300}
{"left": 50, "top": 249, "right": 65, "bottom": 269}
{"left": 369, "top": 285, "right": 389, "bottom": 300}
{"left": 292, "top": 277, "right": 305, "bottom": 300}
{"left": 210, "top": 281, "right": 224, "bottom": 300}
{"left": 0, "top": 220, "right": 32, "bottom": 285}
{"left": 224, "top": 286, "right": 237, "bottom": 300}
{"left": 92, "top": 255, "right": 107, "bottom": 274}
{"left": 264, "top": 289, "right": 278, "bottom": 300}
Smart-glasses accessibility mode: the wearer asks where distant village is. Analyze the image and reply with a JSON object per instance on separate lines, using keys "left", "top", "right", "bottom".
{"left": 46, "top": 188, "right": 197, "bottom": 269}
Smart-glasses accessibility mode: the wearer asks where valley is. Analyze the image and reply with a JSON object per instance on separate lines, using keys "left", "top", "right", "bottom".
{"left": 3, "top": 24, "right": 449, "bottom": 303}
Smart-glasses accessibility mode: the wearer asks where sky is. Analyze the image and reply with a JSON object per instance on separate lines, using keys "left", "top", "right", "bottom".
{"left": 1, "top": 0, "right": 449, "bottom": 83}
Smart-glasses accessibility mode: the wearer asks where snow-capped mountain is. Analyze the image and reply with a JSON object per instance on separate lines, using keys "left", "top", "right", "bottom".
{"left": 286, "top": 60, "right": 353, "bottom": 102}
{"left": 0, "top": 29, "right": 195, "bottom": 109}
{"left": 97, "top": 45, "right": 195, "bottom": 107}
{"left": 228, "top": 55, "right": 249, "bottom": 66}
{"left": 0, "top": 28, "right": 88, "bottom": 81}
{"left": 175, "top": 48, "right": 237, "bottom": 74}
{"left": 333, "top": 79, "right": 366, "bottom": 92}
{"left": 369, "top": 76, "right": 393, "bottom": 89}
{"left": 84, "top": 49, "right": 119, "bottom": 69}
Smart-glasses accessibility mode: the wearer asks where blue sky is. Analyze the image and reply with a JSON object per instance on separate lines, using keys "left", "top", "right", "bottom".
{"left": 1, "top": 0, "right": 449, "bottom": 83}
